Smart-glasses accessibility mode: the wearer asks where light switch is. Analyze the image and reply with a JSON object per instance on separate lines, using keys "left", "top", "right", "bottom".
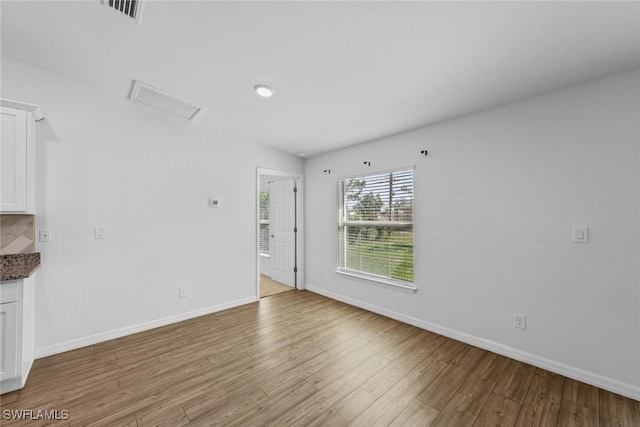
{"left": 95, "top": 226, "right": 107, "bottom": 239}
{"left": 572, "top": 226, "right": 588, "bottom": 243}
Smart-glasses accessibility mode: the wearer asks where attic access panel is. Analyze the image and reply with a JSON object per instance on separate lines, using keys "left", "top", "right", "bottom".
{"left": 129, "top": 81, "right": 203, "bottom": 122}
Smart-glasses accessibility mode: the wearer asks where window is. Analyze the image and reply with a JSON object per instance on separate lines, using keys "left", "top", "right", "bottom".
{"left": 337, "top": 168, "right": 414, "bottom": 288}
{"left": 259, "top": 191, "right": 270, "bottom": 255}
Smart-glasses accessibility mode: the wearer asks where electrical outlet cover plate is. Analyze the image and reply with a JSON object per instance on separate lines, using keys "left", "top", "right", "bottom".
{"left": 514, "top": 314, "right": 526, "bottom": 330}
{"left": 95, "top": 226, "right": 107, "bottom": 239}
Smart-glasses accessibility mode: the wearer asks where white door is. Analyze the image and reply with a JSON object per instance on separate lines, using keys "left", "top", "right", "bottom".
{"left": 270, "top": 178, "right": 296, "bottom": 287}
{"left": 1, "top": 107, "right": 28, "bottom": 212}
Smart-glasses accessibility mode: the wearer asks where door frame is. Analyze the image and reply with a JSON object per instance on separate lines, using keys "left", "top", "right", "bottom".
{"left": 256, "top": 168, "right": 304, "bottom": 299}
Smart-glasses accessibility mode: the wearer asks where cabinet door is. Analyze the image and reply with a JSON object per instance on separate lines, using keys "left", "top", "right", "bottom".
{"left": 0, "top": 302, "right": 19, "bottom": 382}
{"left": 1, "top": 107, "right": 28, "bottom": 212}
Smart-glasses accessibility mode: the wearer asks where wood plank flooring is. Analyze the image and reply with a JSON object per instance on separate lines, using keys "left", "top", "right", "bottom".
{"left": 1, "top": 290, "right": 638, "bottom": 426}
{"left": 260, "top": 275, "right": 294, "bottom": 298}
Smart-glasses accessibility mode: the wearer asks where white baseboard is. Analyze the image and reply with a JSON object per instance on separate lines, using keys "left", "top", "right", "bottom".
{"left": 1, "top": 353, "right": 34, "bottom": 394}
{"left": 0, "top": 377, "right": 23, "bottom": 395}
{"left": 306, "top": 285, "right": 640, "bottom": 401}
{"left": 35, "top": 296, "right": 258, "bottom": 359}
{"left": 22, "top": 358, "right": 33, "bottom": 386}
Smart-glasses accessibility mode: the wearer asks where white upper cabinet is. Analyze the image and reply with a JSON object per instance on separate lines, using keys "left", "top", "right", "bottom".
{"left": 1, "top": 101, "right": 39, "bottom": 214}
{"left": 1, "top": 107, "right": 28, "bottom": 212}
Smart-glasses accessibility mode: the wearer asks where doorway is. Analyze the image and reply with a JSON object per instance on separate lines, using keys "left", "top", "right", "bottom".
{"left": 256, "top": 168, "right": 303, "bottom": 299}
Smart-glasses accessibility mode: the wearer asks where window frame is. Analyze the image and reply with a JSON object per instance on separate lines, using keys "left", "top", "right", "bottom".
{"left": 336, "top": 166, "right": 416, "bottom": 293}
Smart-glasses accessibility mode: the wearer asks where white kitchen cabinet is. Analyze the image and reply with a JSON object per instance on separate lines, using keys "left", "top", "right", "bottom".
{"left": 1, "top": 107, "right": 27, "bottom": 211}
{"left": 0, "top": 276, "right": 35, "bottom": 394}
{"left": 0, "top": 301, "right": 19, "bottom": 382}
{"left": 0, "top": 103, "right": 37, "bottom": 213}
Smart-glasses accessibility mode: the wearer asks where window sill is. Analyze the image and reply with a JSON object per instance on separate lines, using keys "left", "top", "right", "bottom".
{"left": 336, "top": 269, "right": 417, "bottom": 294}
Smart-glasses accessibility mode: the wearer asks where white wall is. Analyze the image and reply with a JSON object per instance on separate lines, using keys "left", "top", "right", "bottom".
{"left": 305, "top": 69, "right": 640, "bottom": 399}
{"left": 1, "top": 57, "right": 303, "bottom": 355}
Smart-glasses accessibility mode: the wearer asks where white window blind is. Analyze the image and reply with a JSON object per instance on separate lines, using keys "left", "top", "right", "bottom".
{"left": 338, "top": 168, "right": 414, "bottom": 286}
{"left": 259, "top": 191, "right": 270, "bottom": 255}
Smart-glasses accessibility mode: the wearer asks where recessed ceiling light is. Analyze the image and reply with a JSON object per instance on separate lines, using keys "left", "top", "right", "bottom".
{"left": 297, "top": 152, "right": 306, "bottom": 157}
{"left": 254, "top": 85, "right": 274, "bottom": 98}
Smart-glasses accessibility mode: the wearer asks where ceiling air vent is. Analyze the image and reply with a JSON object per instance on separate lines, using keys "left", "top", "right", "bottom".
{"left": 129, "top": 81, "right": 203, "bottom": 122}
{"left": 104, "top": 0, "right": 144, "bottom": 23}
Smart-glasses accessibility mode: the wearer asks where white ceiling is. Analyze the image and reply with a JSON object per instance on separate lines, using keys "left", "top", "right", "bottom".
{"left": 2, "top": 1, "right": 639, "bottom": 157}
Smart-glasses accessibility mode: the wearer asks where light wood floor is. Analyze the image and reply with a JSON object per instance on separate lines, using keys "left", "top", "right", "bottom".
{"left": 260, "top": 275, "right": 294, "bottom": 298}
{"left": 1, "top": 291, "right": 638, "bottom": 426}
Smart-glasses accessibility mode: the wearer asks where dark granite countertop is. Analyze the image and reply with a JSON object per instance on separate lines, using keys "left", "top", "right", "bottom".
{"left": 0, "top": 253, "right": 40, "bottom": 282}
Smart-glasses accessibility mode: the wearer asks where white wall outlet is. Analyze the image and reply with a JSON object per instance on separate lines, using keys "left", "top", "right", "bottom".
{"left": 95, "top": 226, "right": 107, "bottom": 239}
{"left": 39, "top": 229, "right": 52, "bottom": 242}
{"left": 572, "top": 226, "right": 589, "bottom": 243}
{"left": 514, "top": 314, "right": 527, "bottom": 330}
{"left": 178, "top": 287, "right": 187, "bottom": 298}
{"left": 208, "top": 198, "right": 220, "bottom": 208}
